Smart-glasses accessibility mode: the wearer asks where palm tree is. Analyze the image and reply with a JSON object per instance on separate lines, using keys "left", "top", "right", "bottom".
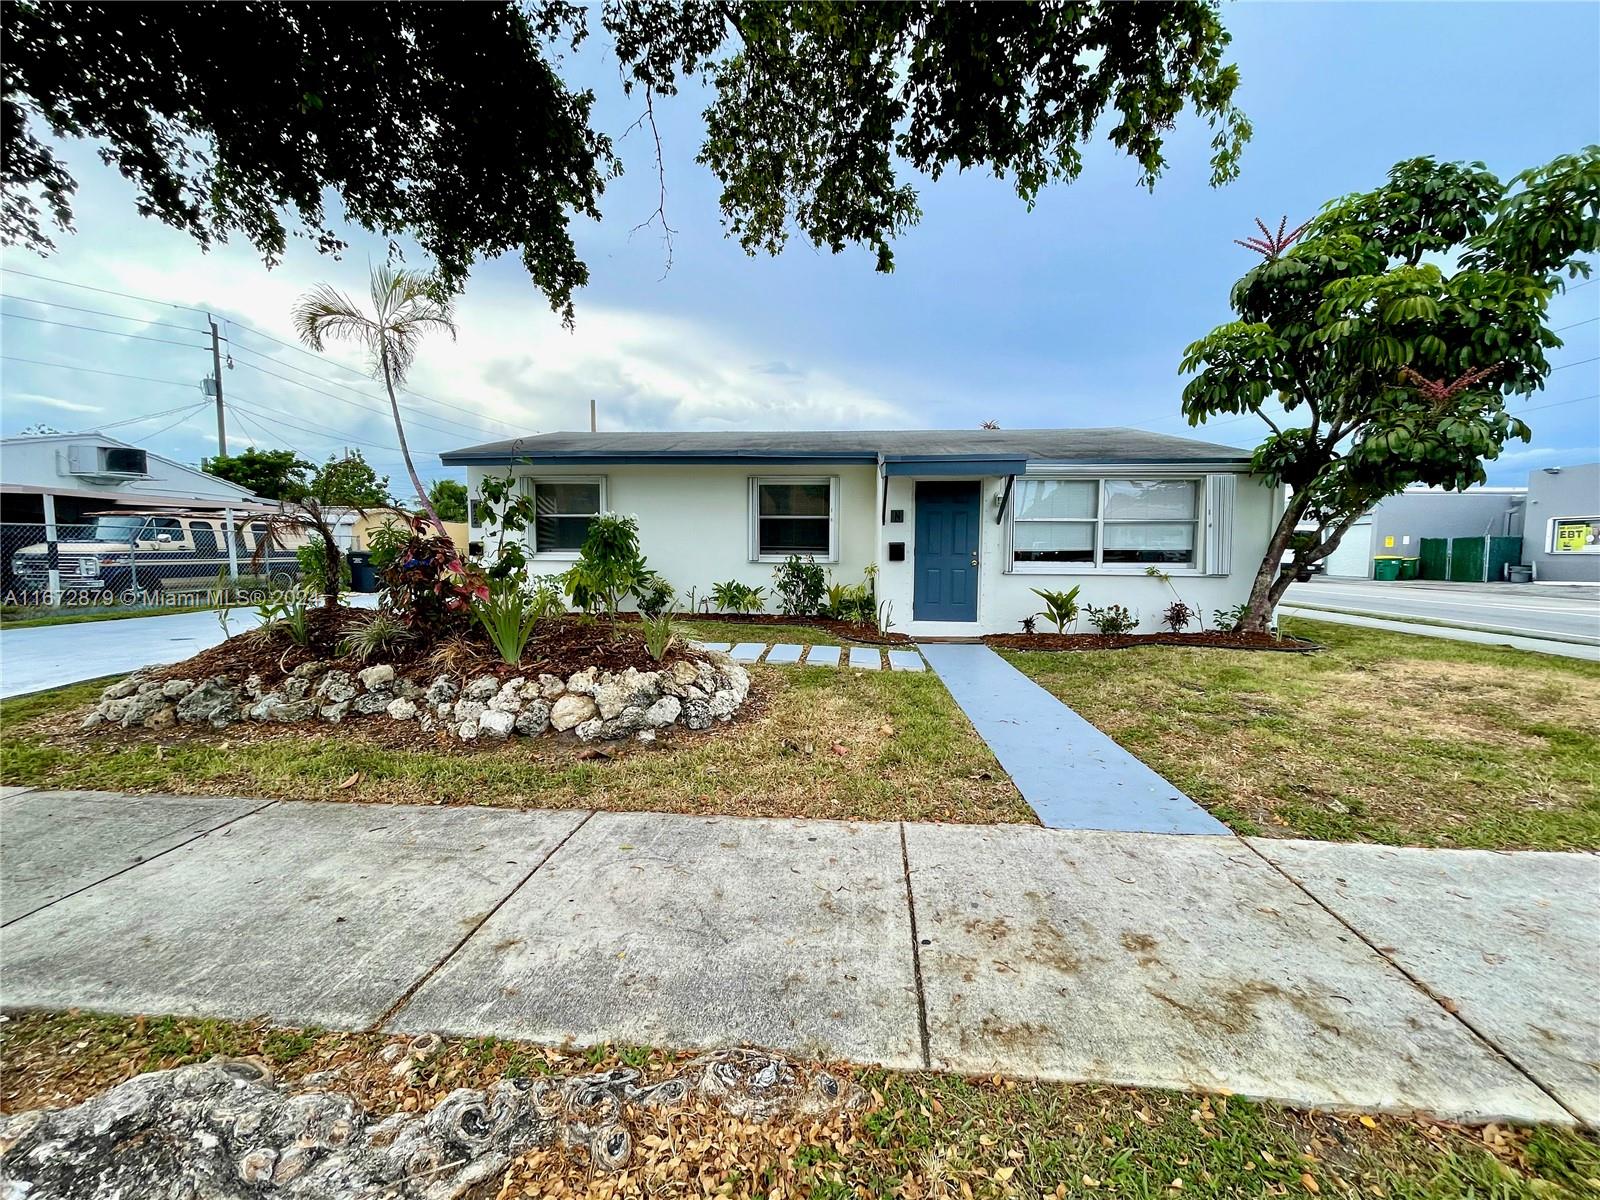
{"left": 293, "top": 266, "right": 456, "bottom": 537}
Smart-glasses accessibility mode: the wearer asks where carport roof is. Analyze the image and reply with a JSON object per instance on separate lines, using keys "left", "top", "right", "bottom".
{"left": 441, "top": 428, "right": 1253, "bottom": 468}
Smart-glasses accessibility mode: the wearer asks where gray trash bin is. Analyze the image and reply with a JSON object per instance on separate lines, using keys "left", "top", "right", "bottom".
{"left": 347, "top": 550, "right": 377, "bottom": 593}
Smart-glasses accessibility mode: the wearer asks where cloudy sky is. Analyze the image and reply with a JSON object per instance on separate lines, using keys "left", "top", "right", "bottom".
{"left": 1, "top": 1, "right": 1596, "bottom": 492}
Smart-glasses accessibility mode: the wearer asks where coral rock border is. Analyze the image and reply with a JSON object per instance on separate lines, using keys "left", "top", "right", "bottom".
{"left": 83, "top": 655, "right": 751, "bottom": 744}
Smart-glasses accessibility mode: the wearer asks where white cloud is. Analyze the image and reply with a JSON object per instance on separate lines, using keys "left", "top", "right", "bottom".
{"left": 4, "top": 390, "right": 101, "bottom": 415}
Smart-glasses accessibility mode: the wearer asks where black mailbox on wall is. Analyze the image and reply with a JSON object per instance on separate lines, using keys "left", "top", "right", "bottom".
{"left": 888, "top": 542, "right": 906, "bottom": 562}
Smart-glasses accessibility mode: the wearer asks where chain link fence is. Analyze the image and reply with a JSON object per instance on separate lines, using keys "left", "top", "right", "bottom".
{"left": 1, "top": 514, "right": 316, "bottom": 617}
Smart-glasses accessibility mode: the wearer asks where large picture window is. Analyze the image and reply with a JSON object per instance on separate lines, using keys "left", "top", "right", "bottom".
{"left": 524, "top": 477, "right": 604, "bottom": 556}
{"left": 1011, "top": 477, "right": 1200, "bottom": 570}
{"left": 751, "top": 477, "right": 837, "bottom": 561}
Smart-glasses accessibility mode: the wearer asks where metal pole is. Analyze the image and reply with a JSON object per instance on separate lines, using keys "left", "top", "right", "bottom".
{"left": 224, "top": 507, "right": 240, "bottom": 581}
{"left": 41, "top": 491, "right": 60, "bottom": 603}
{"left": 209, "top": 314, "right": 227, "bottom": 455}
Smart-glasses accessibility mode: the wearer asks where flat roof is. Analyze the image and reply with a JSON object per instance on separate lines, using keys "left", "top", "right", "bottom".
{"left": 441, "top": 428, "right": 1254, "bottom": 467}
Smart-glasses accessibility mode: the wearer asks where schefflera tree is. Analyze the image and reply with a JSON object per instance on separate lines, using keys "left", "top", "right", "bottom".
{"left": 1181, "top": 148, "right": 1600, "bottom": 631}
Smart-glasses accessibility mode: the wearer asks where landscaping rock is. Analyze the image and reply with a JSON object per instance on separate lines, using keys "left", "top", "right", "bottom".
{"left": 574, "top": 716, "right": 605, "bottom": 741}
{"left": 79, "top": 711, "right": 106, "bottom": 731}
{"left": 424, "top": 677, "right": 458, "bottom": 706}
{"left": 352, "top": 691, "right": 393, "bottom": 716}
{"left": 159, "top": 679, "right": 195, "bottom": 700}
{"left": 463, "top": 675, "right": 500, "bottom": 701}
{"left": 642, "top": 695, "right": 682, "bottom": 728}
{"left": 457, "top": 720, "right": 479, "bottom": 741}
{"left": 144, "top": 704, "right": 177, "bottom": 730}
{"left": 315, "top": 671, "right": 357, "bottom": 704}
{"left": 550, "top": 693, "right": 598, "bottom": 731}
{"left": 478, "top": 710, "right": 516, "bottom": 739}
{"left": 175, "top": 678, "right": 243, "bottom": 728}
{"left": 595, "top": 668, "right": 661, "bottom": 720}
{"left": 291, "top": 660, "right": 328, "bottom": 680}
{"left": 565, "top": 666, "right": 600, "bottom": 696}
{"left": 708, "top": 688, "right": 741, "bottom": 722}
{"left": 281, "top": 677, "right": 310, "bottom": 700}
{"left": 100, "top": 676, "right": 144, "bottom": 701}
{"left": 319, "top": 700, "right": 350, "bottom": 723}
{"left": 357, "top": 664, "right": 396, "bottom": 691}
{"left": 452, "top": 698, "right": 488, "bottom": 724}
{"left": 119, "top": 690, "right": 170, "bottom": 729}
{"left": 242, "top": 674, "right": 266, "bottom": 701}
{"left": 683, "top": 697, "right": 712, "bottom": 730}
{"left": 385, "top": 697, "right": 419, "bottom": 722}
{"left": 514, "top": 700, "right": 550, "bottom": 737}
{"left": 248, "top": 694, "right": 316, "bottom": 723}
{"left": 488, "top": 681, "right": 524, "bottom": 715}
{"left": 636, "top": 728, "right": 657, "bottom": 743}
{"left": 536, "top": 673, "right": 565, "bottom": 700}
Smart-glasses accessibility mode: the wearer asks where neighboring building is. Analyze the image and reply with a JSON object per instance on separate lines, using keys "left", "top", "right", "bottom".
{"left": 1523, "top": 463, "right": 1600, "bottom": 583}
{"left": 441, "top": 428, "right": 1277, "bottom": 638}
{"left": 0, "top": 430, "right": 261, "bottom": 527}
{"left": 1322, "top": 486, "right": 1527, "bottom": 578}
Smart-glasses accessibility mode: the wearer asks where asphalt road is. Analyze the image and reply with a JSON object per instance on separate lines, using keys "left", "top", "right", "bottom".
{"left": 1285, "top": 578, "right": 1600, "bottom": 645}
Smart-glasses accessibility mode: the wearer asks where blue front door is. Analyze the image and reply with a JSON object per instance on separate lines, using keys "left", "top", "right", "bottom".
{"left": 914, "top": 481, "right": 981, "bottom": 622}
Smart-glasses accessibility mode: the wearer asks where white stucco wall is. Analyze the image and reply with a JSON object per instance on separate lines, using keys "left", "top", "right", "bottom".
{"left": 467, "top": 463, "right": 881, "bottom": 608}
{"left": 468, "top": 460, "right": 1277, "bottom": 634}
{"left": 875, "top": 470, "right": 1278, "bottom": 636}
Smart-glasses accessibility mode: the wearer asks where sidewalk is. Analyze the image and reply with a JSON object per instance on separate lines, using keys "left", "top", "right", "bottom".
{"left": 1278, "top": 606, "right": 1600, "bottom": 661}
{"left": 2, "top": 788, "right": 1594, "bottom": 1126}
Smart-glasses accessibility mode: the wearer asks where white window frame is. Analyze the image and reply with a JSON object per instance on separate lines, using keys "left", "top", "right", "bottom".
{"left": 1548, "top": 515, "right": 1600, "bottom": 555}
{"left": 1007, "top": 474, "right": 1206, "bottom": 574}
{"left": 748, "top": 475, "right": 840, "bottom": 563}
{"left": 522, "top": 475, "right": 607, "bottom": 561}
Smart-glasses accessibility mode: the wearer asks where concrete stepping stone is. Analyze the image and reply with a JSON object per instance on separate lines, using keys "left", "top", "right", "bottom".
{"left": 848, "top": 647, "right": 882, "bottom": 670}
{"left": 804, "top": 645, "right": 842, "bottom": 666}
{"left": 886, "top": 650, "right": 925, "bottom": 672}
{"left": 764, "top": 643, "right": 804, "bottom": 664}
{"left": 693, "top": 641, "right": 731, "bottom": 652}
{"left": 729, "top": 642, "right": 767, "bottom": 663}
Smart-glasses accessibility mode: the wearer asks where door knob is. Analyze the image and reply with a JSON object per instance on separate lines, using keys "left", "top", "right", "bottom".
{"left": 970, "top": 554, "right": 979, "bottom": 568}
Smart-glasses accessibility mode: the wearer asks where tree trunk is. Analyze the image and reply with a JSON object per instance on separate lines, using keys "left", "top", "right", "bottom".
{"left": 322, "top": 533, "right": 341, "bottom": 610}
{"left": 380, "top": 344, "right": 451, "bottom": 543}
{"left": 1237, "top": 496, "right": 1307, "bottom": 632}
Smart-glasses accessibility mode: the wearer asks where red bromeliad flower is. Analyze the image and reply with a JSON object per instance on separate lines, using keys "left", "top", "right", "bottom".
{"left": 1399, "top": 364, "right": 1504, "bottom": 409}
{"left": 1234, "top": 215, "right": 1310, "bottom": 260}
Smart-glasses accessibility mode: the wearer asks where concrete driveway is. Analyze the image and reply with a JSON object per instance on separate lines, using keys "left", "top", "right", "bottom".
{"left": 0, "top": 595, "right": 378, "bottom": 699}
{"left": 3, "top": 789, "right": 1594, "bottom": 1127}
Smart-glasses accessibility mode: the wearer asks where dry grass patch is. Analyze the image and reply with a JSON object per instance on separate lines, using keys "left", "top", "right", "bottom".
{"left": 1002, "top": 618, "right": 1600, "bottom": 849}
{"left": 4, "top": 1011, "right": 1596, "bottom": 1200}
{"left": 2, "top": 665, "right": 1029, "bottom": 825}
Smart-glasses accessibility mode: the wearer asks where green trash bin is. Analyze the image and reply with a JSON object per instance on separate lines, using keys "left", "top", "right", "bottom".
{"left": 1372, "top": 555, "right": 1403, "bottom": 581}
{"left": 1398, "top": 557, "right": 1419, "bottom": 580}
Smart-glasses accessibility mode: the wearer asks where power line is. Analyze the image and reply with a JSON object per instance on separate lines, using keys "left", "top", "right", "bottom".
{"left": 228, "top": 395, "right": 404, "bottom": 453}
{"left": 0, "top": 354, "right": 201, "bottom": 389}
{"left": 2, "top": 293, "right": 210, "bottom": 334}
{"left": 1550, "top": 355, "right": 1598, "bottom": 372}
{"left": 229, "top": 356, "right": 494, "bottom": 445}
{"left": 125, "top": 403, "right": 212, "bottom": 446}
{"left": 0, "top": 265, "right": 210, "bottom": 314}
{"left": 84, "top": 401, "right": 217, "bottom": 433}
{"left": 0, "top": 309, "right": 211, "bottom": 350}
{"left": 1553, "top": 316, "right": 1598, "bottom": 333}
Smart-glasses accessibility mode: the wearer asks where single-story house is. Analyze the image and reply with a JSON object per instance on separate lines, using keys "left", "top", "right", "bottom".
{"left": 440, "top": 429, "right": 1277, "bottom": 637}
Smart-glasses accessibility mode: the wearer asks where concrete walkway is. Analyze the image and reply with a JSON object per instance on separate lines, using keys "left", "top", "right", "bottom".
{"left": 919, "top": 642, "right": 1228, "bottom": 835}
{"left": 1279, "top": 606, "right": 1600, "bottom": 661}
{"left": 0, "top": 596, "right": 379, "bottom": 699}
{"left": 4, "top": 789, "right": 1594, "bottom": 1126}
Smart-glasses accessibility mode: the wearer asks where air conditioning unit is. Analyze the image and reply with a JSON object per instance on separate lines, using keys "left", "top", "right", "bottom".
{"left": 63, "top": 443, "right": 150, "bottom": 479}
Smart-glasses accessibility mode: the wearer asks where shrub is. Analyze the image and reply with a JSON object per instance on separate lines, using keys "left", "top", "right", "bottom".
{"left": 1212, "top": 602, "right": 1250, "bottom": 632}
{"left": 640, "top": 606, "right": 678, "bottom": 662}
{"left": 380, "top": 522, "right": 488, "bottom": 631}
{"left": 563, "top": 513, "right": 647, "bottom": 618}
{"left": 1161, "top": 600, "right": 1196, "bottom": 633}
{"left": 472, "top": 574, "right": 556, "bottom": 665}
{"left": 1085, "top": 603, "right": 1138, "bottom": 635}
{"left": 1030, "top": 585, "right": 1082, "bottom": 634}
{"left": 772, "top": 555, "right": 826, "bottom": 616}
{"left": 711, "top": 579, "right": 766, "bottom": 614}
{"left": 631, "top": 570, "right": 674, "bottom": 619}
{"left": 1019, "top": 614, "right": 1037, "bottom": 634}
{"left": 297, "top": 535, "right": 351, "bottom": 595}
{"left": 365, "top": 520, "right": 410, "bottom": 573}
{"left": 338, "top": 609, "right": 413, "bottom": 662}
{"left": 256, "top": 587, "right": 315, "bottom": 646}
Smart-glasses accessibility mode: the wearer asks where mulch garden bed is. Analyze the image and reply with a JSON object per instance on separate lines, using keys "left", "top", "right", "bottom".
{"left": 664, "top": 611, "right": 912, "bottom": 644}
{"left": 984, "top": 630, "right": 1321, "bottom": 653}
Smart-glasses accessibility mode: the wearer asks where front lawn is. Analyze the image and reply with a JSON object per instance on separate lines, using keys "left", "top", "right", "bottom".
{"left": 1, "top": 665, "right": 1029, "bottom": 825}
{"left": 1002, "top": 617, "right": 1600, "bottom": 850}
{"left": 4, "top": 1011, "right": 1595, "bottom": 1199}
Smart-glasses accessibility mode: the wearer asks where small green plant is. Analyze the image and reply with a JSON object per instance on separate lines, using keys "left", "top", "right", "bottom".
{"left": 1085, "top": 602, "right": 1138, "bottom": 635}
{"left": 563, "top": 513, "right": 647, "bottom": 619}
{"left": 824, "top": 576, "right": 876, "bottom": 624}
{"left": 640, "top": 606, "right": 678, "bottom": 662}
{"left": 1212, "top": 601, "right": 1250, "bottom": 631}
{"left": 631, "top": 569, "right": 674, "bottom": 619}
{"left": 365, "top": 519, "right": 410, "bottom": 573}
{"left": 255, "top": 587, "right": 314, "bottom": 645}
{"left": 1030, "top": 585, "right": 1082, "bottom": 633}
{"left": 1161, "top": 599, "right": 1196, "bottom": 632}
{"left": 209, "top": 568, "right": 233, "bottom": 638}
{"left": 711, "top": 579, "right": 766, "bottom": 614}
{"left": 337, "top": 609, "right": 413, "bottom": 662}
{"left": 472, "top": 574, "right": 554, "bottom": 665}
{"left": 297, "top": 535, "right": 352, "bottom": 596}
{"left": 772, "top": 554, "right": 826, "bottom": 616}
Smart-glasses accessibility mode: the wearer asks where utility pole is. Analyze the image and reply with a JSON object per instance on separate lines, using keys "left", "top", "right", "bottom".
{"left": 208, "top": 314, "right": 226, "bottom": 456}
